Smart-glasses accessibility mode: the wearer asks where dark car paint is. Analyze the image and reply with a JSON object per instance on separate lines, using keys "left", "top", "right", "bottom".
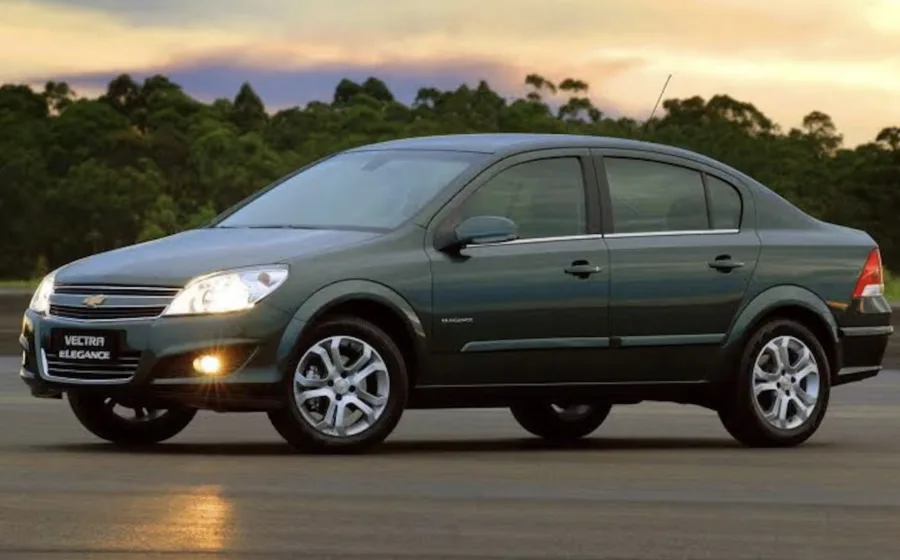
{"left": 20, "top": 133, "right": 892, "bottom": 411}
{"left": 55, "top": 227, "right": 382, "bottom": 289}
{"left": 587, "top": 147, "right": 761, "bottom": 382}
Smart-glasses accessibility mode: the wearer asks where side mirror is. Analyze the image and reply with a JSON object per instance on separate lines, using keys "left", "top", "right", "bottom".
{"left": 436, "top": 215, "right": 519, "bottom": 253}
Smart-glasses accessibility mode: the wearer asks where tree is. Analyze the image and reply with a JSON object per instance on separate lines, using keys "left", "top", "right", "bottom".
{"left": 232, "top": 82, "right": 267, "bottom": 133}
{"left": 0, "top": 72, "right": 898, "bottom": 278}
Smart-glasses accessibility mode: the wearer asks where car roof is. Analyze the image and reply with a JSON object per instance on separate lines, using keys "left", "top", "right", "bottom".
{"left": 347, "top": 132, "right": 744, "bottom": 176}
{"left": 348, "top": 132, "right": 671, "bottom": 154}
{"left": 348, "top": 133, "right": 561, "bottom": 153}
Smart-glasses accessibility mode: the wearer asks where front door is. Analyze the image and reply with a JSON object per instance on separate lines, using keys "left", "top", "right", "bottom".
{"left": 423, "top": 149, "right": 612, "bottom": 387}
{"left": 595, "top": 149, "right": 761, "bottom": 382}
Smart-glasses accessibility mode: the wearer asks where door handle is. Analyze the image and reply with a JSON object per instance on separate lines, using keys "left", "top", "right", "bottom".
{"left": 564, "top": 260, "right": 602, "bottom": 278}
{"left": 708, "top": 255, "right": 745, "bottom": 272}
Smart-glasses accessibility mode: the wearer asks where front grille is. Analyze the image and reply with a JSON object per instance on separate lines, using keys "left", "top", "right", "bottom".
{"left": 48, "top": 283, "right": 181, "bottom": 322}
{"left": 49, "top": 304, "right": 165, "bottom": 320}
{"left": 42, "top": 350, "right": 141, "bottom": 383}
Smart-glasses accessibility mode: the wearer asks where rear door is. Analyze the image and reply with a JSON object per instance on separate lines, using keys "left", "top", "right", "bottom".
{"left": 593, "top": 148, "right": 761, "bottom": 382}
{"left": 424, "top": 148, "right": 613, "bottom": 386}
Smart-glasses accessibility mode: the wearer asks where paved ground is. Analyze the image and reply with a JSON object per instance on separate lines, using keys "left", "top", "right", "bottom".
{"left": 1, "top": 357, "right": 899, "bottom": 560}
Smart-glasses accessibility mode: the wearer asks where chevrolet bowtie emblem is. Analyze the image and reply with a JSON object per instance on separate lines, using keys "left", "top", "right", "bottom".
{"left": 82, "top": 295, "right": 107, "bottom": 308}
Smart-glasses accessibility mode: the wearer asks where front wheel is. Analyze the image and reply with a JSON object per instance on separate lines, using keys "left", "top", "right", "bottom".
{"left": 718, "top": 318, "right": 831, "bottom": 448}
{"left": 510, "top": 401, "right": 612, "bottom": 441}
{"left": 68, "top": 392, "right": 197, "bottom": 445}
{"left": 267, "top": 316, "right": 409, "bottom": 454}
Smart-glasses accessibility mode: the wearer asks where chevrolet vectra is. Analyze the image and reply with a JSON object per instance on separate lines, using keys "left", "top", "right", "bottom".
{"left": 20, "top": 134, "right": 893, "bottom": 453}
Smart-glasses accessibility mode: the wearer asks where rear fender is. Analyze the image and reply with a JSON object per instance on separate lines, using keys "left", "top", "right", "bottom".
{"left": 712, "top": 285, "right": 839, "bottom": 383}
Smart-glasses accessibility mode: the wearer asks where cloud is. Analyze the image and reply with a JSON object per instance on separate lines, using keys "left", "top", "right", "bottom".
{"left": 8, "top": 0, "right": 898, "bottom": 73}
{"left": 20, "top": 0, "right": 899, "bottom": 61}
{"left": 3, "top": 0, "right": 900, "bottom": 146}
{"left": 7, "top": 0, "right": 262, "bottom": 27}
{"left": 43, "top": 58, "right": 519, "bottom": 109}
{"left": 31, "top": 53, "right": 639, "bottom": 118}
{"left": 0, "top": 1, "right": 250, "bottom": 83}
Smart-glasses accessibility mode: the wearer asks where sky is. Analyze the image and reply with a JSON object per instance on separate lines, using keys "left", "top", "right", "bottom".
{"left": 3, "top": 0, "right": 899, "bottom": 146}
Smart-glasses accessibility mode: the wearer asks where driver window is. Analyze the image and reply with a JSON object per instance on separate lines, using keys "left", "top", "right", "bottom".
{"left": 454, "top": 157, "right": 587, "bottom": 240}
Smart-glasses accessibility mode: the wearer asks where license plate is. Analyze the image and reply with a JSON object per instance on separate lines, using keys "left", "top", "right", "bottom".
{"left": 50, "top": 329, "right": 121, "bottom": 363}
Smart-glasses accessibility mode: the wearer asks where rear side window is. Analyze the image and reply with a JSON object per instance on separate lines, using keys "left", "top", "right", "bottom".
{"left": 706, "top": 175, "right": 742, "bottom": 229}
{"left": 455, "top": 157, "right": 587, "bottom": 239}
{"left": 603, "top": 158, "right": 708, "bottom": 234}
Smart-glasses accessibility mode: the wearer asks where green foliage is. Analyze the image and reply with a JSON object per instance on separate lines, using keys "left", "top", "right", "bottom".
{"left": 0, "top": 280, "right": 38, "bottom": 289}
{"left": 883, "top": 270, "right": 900, "bottom": 301}
{"left": 1, "top": 72, "right": 899, "bottom": 284}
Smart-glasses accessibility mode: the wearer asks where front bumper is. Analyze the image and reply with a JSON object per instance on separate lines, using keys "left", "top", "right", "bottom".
{"left": 19, "top": 304, "right": 302, "bottom": 410}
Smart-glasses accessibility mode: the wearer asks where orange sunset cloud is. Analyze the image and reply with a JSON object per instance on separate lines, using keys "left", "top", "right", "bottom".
{"left": 2, "top": 0, "right": 898, "bottom": 145}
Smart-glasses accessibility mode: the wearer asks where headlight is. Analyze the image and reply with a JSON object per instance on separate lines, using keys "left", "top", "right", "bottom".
{"left": 29, "top": 273, "right": 56, "bottom": 314}
{"left": 162, "top": 266, "right": 289, "bottom": 316}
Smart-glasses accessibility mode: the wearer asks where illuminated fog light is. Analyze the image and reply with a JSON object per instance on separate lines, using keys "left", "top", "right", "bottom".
{"left": 193, "top": 355, "right": 223, "bottom": 376}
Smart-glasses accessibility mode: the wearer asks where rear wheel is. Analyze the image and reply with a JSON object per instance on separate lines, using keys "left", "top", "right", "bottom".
{"left": 68, "top": 392, "right": 197, "bottom": 445}
{"left": 267, "top": 316, "right": 409, "bottom": 453}
{"left": 718, "top": 318, "right": 831, "bottom": 447}
{"left": 510, "top": 401, "right": 612, "bottom": 441}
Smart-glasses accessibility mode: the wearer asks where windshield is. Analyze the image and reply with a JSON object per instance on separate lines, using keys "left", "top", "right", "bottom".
{"left": 214, "top": 149, "right": 484, "bottom": 230}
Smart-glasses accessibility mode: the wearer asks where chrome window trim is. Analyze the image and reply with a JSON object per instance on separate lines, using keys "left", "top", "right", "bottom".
{"left": 470, "top": 234, "right": 605, "bottom": 248}
{"left": 605, "top": 228, "right": 739, "bottom": 239}
{"left": 464, "top": 228, "right": 740, "bottom": 248}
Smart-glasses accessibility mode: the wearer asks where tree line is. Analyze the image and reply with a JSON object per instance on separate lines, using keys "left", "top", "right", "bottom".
{"left": 1, "top": 72, "right": 899, "bottom": 280}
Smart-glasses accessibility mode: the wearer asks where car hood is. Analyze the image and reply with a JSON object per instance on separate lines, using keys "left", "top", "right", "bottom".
{"left": 55, "top": 227, "right": 381, "bottom": 287}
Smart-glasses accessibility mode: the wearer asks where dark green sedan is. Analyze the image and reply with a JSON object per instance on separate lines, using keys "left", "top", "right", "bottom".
{"left": 19, "top": 133, "right": 893, "bottom": 453}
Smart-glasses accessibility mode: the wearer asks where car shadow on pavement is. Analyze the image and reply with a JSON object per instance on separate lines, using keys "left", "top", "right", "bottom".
{"left": 24, "top": 436, "right": 833, "bottom": 456}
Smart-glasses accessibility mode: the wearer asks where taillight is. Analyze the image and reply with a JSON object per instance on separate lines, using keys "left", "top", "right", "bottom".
{"left": 851, "top": 248, "right": 884, "bottom": 298}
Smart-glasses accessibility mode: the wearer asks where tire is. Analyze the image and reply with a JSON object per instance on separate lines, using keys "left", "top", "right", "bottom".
{"left": 68, "top": 392, "right": 197, "bottom": 445}
{"left": 510, "top": 401, "right": 612, "bottom": 441}
{"left": 267, "top": 315, "right": 409, "bottom": 454}
{"left": 717, "top": 318, "right": 832, "bottom": 448}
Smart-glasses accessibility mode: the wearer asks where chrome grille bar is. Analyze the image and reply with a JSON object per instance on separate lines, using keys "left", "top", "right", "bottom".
{"left": 54, "top": 284, "right": 181, "bottom": 297}
{"left": 48, "top": 283, "right": 181, "bottom": 322}
{"left": 40, "top": 349, "right": 138, "bottom": 384}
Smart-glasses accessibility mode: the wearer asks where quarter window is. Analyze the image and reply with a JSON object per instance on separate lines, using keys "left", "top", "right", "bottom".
{"left": 454, "top": 157, "right": 587, "bottom": 239}
{"left": 706, "top": 175, "right": 742, "bottom": 229}
{"left": 604, "top": 158, "right": 708, "bottom": 234}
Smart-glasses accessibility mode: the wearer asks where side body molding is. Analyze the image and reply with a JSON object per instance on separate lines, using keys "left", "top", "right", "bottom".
{"left": 275, "top": 280, "right": 429, "bottom": 374}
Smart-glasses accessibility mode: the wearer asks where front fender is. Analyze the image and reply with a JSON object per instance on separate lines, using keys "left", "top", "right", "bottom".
{"left": 275, "top": 279, "right": 428, "bottom": 369}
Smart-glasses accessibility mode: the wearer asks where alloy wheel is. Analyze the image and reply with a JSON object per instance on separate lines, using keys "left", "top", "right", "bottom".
{"left": 292, "top": 335, "right": 390, "bottom": 437}
{"left": 751, "top": 335, "right": 821, "bottom": 431}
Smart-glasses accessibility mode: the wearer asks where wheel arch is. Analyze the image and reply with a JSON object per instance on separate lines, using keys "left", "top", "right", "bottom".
{"left": 716, "top": 285, "right": 841, "bottom": 383}
{"left": 276, "top": 280, "right": 428, "bottom": 386}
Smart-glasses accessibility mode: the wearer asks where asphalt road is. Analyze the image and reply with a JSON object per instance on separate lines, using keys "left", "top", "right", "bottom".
{"left": 1, "top": 357, "right": 899, "bottom": 560}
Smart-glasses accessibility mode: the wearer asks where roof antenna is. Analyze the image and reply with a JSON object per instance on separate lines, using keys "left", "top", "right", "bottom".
{"left": 640, "top": 73, "right": 672, "bottom": 140}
